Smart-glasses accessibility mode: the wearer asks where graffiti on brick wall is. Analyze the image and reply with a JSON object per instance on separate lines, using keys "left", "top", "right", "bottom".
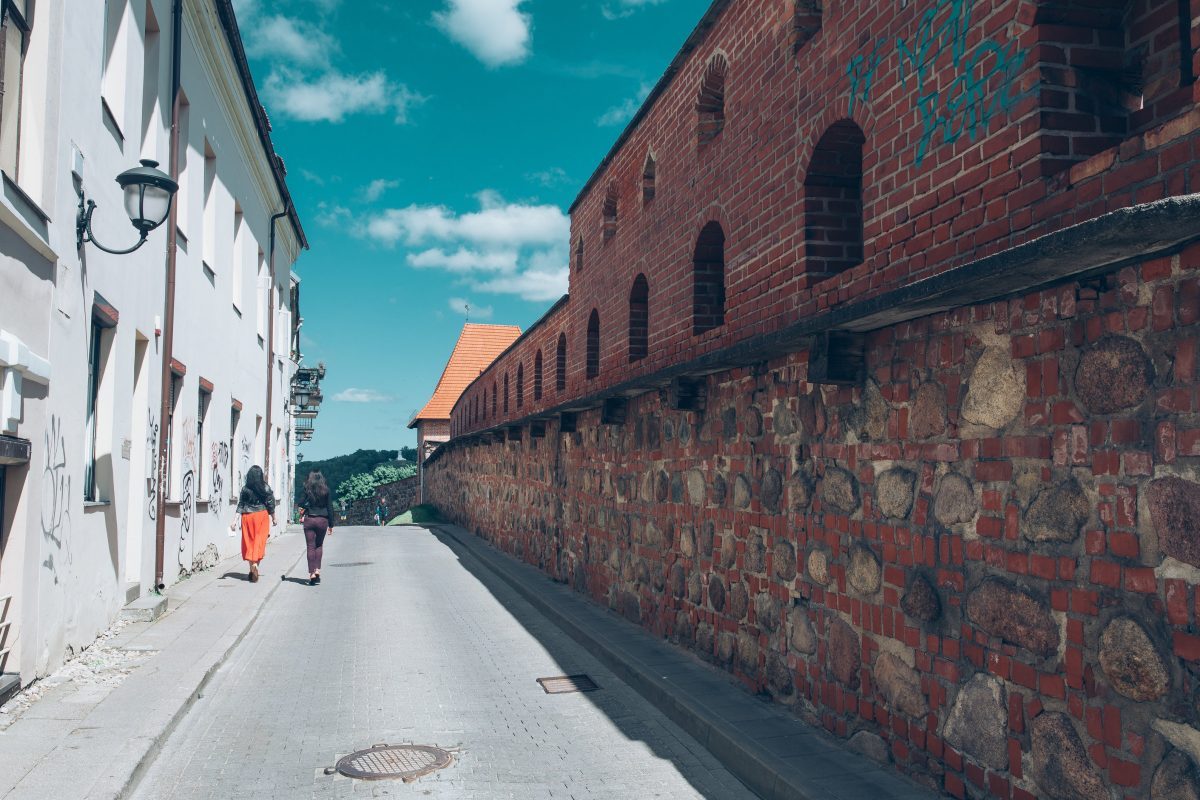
{"left": 178, "top": 420, "right": 196, "bottom": 570}
{"left": 211, "top": 441, "right": 229, "bottom": 513}
{"left": 848, "top": 0, "right": 1027, "bottom": 165}
{"left": 39, "top": 415, "right": 72, "bottom": 583}
{"left": 146, "top": 411, "right": 160, "bottom": 521}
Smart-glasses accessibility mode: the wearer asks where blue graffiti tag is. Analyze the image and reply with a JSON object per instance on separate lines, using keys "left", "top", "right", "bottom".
{"left": 847, "top": 0, "right": 1029, "bottom": 165}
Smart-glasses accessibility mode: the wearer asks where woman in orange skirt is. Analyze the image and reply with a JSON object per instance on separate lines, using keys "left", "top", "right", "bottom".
{"left": 229, "top": 465, "right": 276, "bottom": 582}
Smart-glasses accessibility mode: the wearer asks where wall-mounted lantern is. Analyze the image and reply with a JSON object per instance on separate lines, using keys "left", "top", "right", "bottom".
{"left": 76, "top": 159, "right": 178, "bottom": 255}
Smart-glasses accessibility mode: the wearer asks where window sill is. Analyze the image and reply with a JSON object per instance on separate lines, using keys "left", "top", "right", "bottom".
{"left": 232, "top": 303, "right": 242, "bottom": 317}
{"left": 83, "top": 500, "right": 111, "bottom": 509}
{"left": 0, "top": 173, "right": 54, "bottom": 262}
{"left": 100, "top": 97, "right": 125, "bottom": 147}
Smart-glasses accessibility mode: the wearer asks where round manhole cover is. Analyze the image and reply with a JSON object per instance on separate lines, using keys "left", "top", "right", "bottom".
{"left": 335, "top": 744, "right": 452, "bottom": 782}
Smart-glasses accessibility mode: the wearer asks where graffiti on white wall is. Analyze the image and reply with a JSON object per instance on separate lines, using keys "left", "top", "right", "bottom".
{"left": 39, "top": 416, "right": 72, "bottom": 583}
{"left": 237, "top": 435, "right": 252, "bottom": 494}
{"left": 211, "top": 441, "right": 230, "bottom": 513}
{"left": 178, "top": 419, "right": 196, "bottom": 571}
{"left": 146, "top": 410, "right": 160, "bottom": 521}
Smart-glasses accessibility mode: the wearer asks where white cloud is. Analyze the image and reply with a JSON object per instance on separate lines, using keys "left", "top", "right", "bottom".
{"left": 409, "top": 248, "right": 517, "bottom": 273}
{"left": 358, "top": 194, "right": 567, "bottom": 249}
{"left": 449, "top": 298, "right": 495, "bottom": 319}
{"left": 597, "top": 83, "right": 652, "bottom": 126}
{"left": 333, "top": 388, "right": 395, "bottom": 403}
{"left": 263, "top": 68, "right": 424, "bottom": 123}
{"left": 300, "top": 168, "right": 326, "bottom": 185}
{"left": 361, "top": 178, "right": 400, "bottom": 203}
{"left": 602, "top": 0, "right": 667, "bottom": 20}
{"left": 527, "top": 167, "right": 570, "bottom": 188}
{"left": 433, "top": 0, "right": 531, "bottom": 67}
{"left": 315, "top": 202, "right": 351, "bottom": 228}
{"left": 355, "top": 192, "right": 569, "bottom": 302}
{"left": 473, "top": 266, "right": 567, "bottom": 303}
{"left": 245, "top": 15, "right": 337, "bottom": 68}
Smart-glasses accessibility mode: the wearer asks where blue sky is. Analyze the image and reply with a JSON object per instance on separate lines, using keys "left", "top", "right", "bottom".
{"left": 234, "top": 0, "right": 711, "bottom": 460}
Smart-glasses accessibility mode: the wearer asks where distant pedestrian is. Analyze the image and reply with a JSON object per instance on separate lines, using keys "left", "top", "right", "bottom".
{"left": 379, "top": 499, "right": 389, "bottom": 526}
{"left": 299, "top": 471, "right": 333, "bottom": 586}
{"left": 229, "top": 465, "right": 276, "bottom": 582}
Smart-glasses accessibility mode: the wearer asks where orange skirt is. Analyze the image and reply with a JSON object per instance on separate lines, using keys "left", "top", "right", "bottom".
{"left": 241, "top": 510, "right": 270, "bottom": 562}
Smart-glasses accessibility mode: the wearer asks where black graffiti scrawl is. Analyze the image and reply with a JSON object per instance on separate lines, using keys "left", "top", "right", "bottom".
{"left": 211, "top": 441, "right": 230, "bottom": 513}
{"left": 146, "top": 410, "right": 160, "bottom": 521}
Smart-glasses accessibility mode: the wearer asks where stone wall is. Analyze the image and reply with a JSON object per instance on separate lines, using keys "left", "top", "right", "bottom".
{"left": 340, "top": 475, "right": 419, "bottom": 526}
{"left": 427, "top": 251, "right": 1200, "bottom": 799}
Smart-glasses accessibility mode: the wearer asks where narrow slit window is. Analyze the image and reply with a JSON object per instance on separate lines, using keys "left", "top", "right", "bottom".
{"left": 602, "top": 185, "right": 618, "bottom": 241}
{"left": 642, "top": 153, "right": 657, "bottom": 203}
{"left": 556, "top": 334, "right": 567, "bottom": 392}
{"left": 629, "top": 274, "right": 649, "bottom": 362}
{"left": 534, "top": 350, "right": 543, "bottom": 400}
{"left": 692, "top": 222, "right": 726, "bottom": 334}
{"left": 696, "top": 55, "right": 728, "bottom": 146}
{"left": 516, "top": 363, "right": 525, "bottom": 409}
{"left": 586, "top": 310, "right": 600, "bottom": 379}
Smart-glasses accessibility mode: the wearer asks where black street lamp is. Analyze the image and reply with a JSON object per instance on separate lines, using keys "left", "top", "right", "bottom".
{"left": 76, "top": 159, "right": 179, "bottom": 255}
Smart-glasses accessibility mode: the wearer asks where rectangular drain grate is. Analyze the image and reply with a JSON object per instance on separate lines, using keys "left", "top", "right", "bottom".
{"left": 537, "top": 674, "right": 599, "bottom": 694}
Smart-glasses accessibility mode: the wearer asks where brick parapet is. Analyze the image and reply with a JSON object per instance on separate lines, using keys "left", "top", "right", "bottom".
{"left": 429, "top": 247, "right": 1200, "bottom": 798}
{"left": 449, "top": 0, "right": 1200, "bottom": 438}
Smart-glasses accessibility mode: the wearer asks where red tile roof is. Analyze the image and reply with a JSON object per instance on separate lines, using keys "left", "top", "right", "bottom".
{"left": 408, "top": 323, "right": 522, "bottom": 427}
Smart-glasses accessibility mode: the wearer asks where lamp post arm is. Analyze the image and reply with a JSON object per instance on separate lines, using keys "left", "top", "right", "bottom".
{"left": 75, "top": 195, "right": 150, "bottom": 255}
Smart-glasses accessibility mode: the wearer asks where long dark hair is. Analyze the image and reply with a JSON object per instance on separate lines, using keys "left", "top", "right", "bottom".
{"left": 304, "top": 471, "right": 330, "bottom": 507}
{"left": 244, "top": 465, "right": 270, "bottom": 503}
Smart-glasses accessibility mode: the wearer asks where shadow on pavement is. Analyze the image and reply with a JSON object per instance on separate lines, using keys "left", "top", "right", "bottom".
{"left": 423, "top": 524, "right": 757, "bottom": 800}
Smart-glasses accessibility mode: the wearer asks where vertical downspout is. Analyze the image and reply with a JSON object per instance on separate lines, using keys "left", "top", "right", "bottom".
{"left": 263, "top": 209, "right": 288, "bottom": 482}
{"left": 154, "top": 0, "right": 183, "bottom": 591}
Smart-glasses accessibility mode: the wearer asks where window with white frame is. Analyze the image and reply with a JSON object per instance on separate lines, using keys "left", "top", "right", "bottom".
{"left": 197, "top": 386, "right": 211, "bottom": 499}
{"left": 0, "top": 0, "right": 30, "bottom": 178}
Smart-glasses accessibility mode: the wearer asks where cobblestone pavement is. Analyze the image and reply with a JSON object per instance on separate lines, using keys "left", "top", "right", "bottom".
{"left": 129, "top": 526, "right": 759, "bottom": 799}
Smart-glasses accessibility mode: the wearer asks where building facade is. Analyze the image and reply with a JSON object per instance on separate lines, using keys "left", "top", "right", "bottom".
{"left": 0, "top": 0, "right": 307, "bottom": 688}
{"left": 427, "top": 1, "right": 1200, "bottom": 797}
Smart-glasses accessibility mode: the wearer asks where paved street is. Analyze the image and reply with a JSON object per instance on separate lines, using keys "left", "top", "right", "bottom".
{"left": 128, "top": 525, "right": 760, "bottom": 799}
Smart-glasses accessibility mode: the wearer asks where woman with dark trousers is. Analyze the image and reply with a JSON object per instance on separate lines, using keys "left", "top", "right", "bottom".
{"left": 299, "top": 471, "right": 333, "bottom": 585}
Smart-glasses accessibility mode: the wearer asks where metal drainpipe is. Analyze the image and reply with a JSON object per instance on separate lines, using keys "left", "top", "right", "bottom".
{"left": 153, "top": 0, "right": 184, "bottom": 592}
{"left": 263, "top": 209, "right": 289, "bottom": 484}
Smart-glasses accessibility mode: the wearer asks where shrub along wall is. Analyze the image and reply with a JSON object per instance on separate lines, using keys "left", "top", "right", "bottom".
{"left": 340, "top": 476, "right": 420, "bottom": 526}
{"left": 427, "top": 247, "right": 1200, "bottom": 799}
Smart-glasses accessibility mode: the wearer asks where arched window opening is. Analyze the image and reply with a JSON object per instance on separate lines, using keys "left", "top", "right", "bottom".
{"left": 629, "top": 274, "right": 649, "bottom": 362}
{"left": 503, "top": 373, "right": 509, "bottom": 413}
{"left": 642, "top": 153, "right": 657, "bottom": 203}
{"left": 492, "top": 381, "right": 497, "bottom": 415}
{"left": 534, "top": 350, "right": 543, "bottom": 400}
{"left": 792, "top": 0, "right": 822, "bottom": 52}
{"left": 516, "top": 363, "right": 525, "bottom": 408}
{"left": 804, "top": 119, "right": 865, "bottom": 281}
{"left": 556, "top": 333, "right": 567, "bottom": 391}
{"left": 602, "top": 184, "right": 618, "bottom": 241}
{"left": 586, "top": 310, "right": 600, "bottom": 380}
{"left": 574, "top": 237, "right": 584, "bottom": 272}
{"left": 697, "top": 55, "right": 728, "bottom": 146}
{"left": 482, "top": 388, "right": 488, "bottom": 420}
{"left": 692, "top": 222, "right": 726, "bottom": 334}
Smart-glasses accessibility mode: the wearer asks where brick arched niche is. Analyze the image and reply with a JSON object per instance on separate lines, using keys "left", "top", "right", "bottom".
{"left": 534, "top": 350, "right": 543, "bottom": 400}
{"left": 491, "top": 380, "right": 497, "bottom": 415}
{"left": 503, "top": 373, "right": 510, "bottom": 413}
{"left": 516, "top": 362, "right": 525, "bottom": 408}
{"left": 586, "top": 309, "right": 600, "bottom": 379}
{"left": 642, "top": 152, "right": 657, "bottom": 203}
{"left": 629, "top": 273, "right": 649, "bottom": 362}
{"left": 792, "top": 0, "right": 822, "bottom": 52}
{"left": 602, "top": 184, "right": 618, "bottom": 241}
{"left": 556, "top": 333, "right": 567, "bottom": 391}
{"left": 804, "top": 119, "right": 865, "bottom": 282}
{"left": 697, "top": 54, "right": 728, "bottom": 146}
{"left": 693, "top": 221, "right": 726, "bottom": 334}
{"left": 574, "top": 236, "right": 584, "bottom": 272}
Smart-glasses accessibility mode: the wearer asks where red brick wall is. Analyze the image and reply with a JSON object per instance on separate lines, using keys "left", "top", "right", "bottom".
{"left": 449, "top": 0, "right": 1200, "bottom": 438}
{"left": 429, "top": 249, "right": 1200, "bottom": 798}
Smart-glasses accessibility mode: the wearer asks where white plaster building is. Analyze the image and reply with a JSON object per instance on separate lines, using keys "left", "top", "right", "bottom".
{"left": 0, "top": 0, "right": 308, "bottom": 693}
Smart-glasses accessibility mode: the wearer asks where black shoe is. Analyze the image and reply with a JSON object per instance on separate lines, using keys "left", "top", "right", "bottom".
{"left": 313, "top": 574, "right": 321, "bottom": 585}
{"left": 308, "top": 575, "right": 316, "bottom": 586}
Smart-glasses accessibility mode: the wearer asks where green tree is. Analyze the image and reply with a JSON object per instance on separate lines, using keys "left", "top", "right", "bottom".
{"left": 335, "top": 462, "right": 417, "bottom": 504}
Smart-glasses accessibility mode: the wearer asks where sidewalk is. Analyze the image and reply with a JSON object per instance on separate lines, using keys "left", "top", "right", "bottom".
{"left": 432, "top": 522, "right": 937, "bottom": 800}
{"left": 0, "top": 529, "right": 306, "bottom": 800}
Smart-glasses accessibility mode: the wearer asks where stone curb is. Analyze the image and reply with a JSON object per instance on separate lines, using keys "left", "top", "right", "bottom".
{"left": 432, "top": 523, "right": 936, "bottom": 800}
